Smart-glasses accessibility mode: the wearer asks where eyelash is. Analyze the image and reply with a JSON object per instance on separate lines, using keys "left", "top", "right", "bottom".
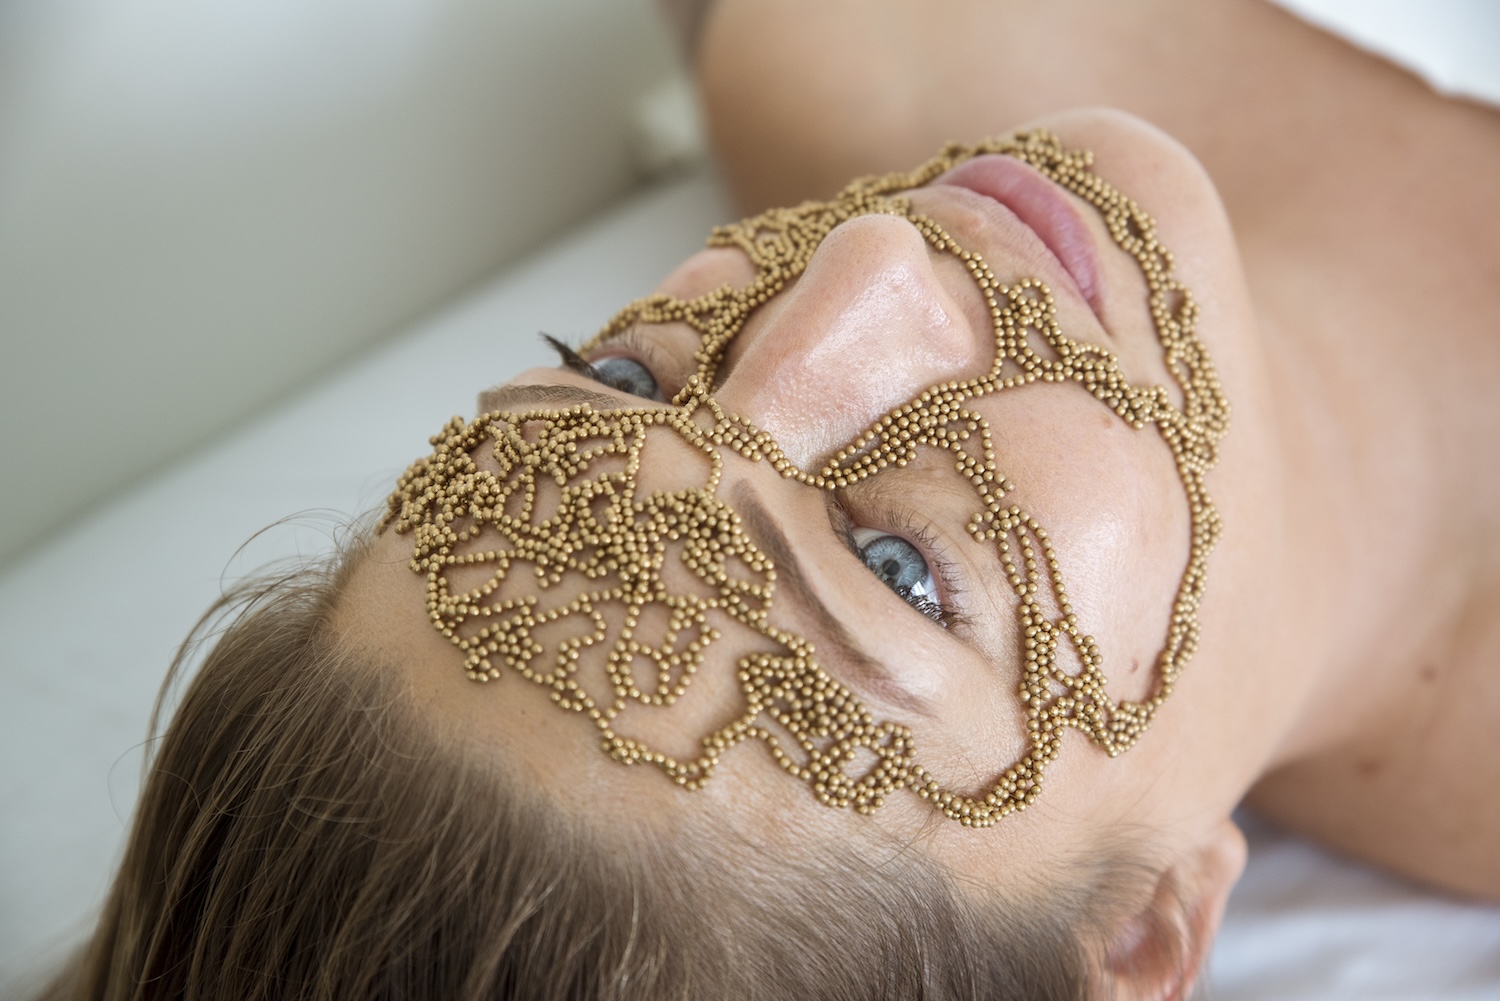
{"left": 831, "top": 498, "right": 966, "bottom": 630}
{"left": 599, "top": 327, "right": 671, "bottom": 372}
{"left": 543, "top": 332, "right": 964, "bottom": 631}
{"left": 542, "top": 331, "right": 673, "bottom": 400}
{"left": 542, "top": 332, "right": 621, "bottom": 386}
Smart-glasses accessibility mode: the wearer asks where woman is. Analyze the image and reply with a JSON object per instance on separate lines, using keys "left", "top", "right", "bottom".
{"left": 36, "top": 1, "right": 1499, "bottom": 999}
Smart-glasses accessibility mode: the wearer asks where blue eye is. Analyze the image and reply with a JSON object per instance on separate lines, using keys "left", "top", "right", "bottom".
{"left": 590, "top": 356, "right": 663, "bottom": 401}
{"left": 852, "top": 527, "right": 940, "bottom": 607}
{"left": 541, "top": 335, "right": 666, "bottom": 402}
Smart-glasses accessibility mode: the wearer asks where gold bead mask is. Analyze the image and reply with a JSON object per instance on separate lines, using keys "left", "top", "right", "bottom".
{"left": 383, "top": 131, "right": 1230, "bottom": 826}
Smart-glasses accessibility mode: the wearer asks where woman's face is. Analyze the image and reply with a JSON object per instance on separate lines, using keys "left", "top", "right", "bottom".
{"left": 354, "top": 108, "right": 1280, "bottom": 900}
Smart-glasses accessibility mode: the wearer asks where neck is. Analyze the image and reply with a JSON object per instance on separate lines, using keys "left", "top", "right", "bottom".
{"left": 1235, "top": 105, "right": 1500, "bottom": 766}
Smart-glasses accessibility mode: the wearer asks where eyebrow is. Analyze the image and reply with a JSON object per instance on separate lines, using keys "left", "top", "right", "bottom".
{"left": 731, "top": 482, "right": 933, "bottom": 718}
{"left": 476, "top": 382, "right": 628, "bottom": 415}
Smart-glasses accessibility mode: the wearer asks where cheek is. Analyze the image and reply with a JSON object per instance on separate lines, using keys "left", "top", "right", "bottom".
{"left": 654, "top": 247, "right": 758, "bottom": 299}
{"left": 988, "top": 404, "right": 1190, "bottom": 707}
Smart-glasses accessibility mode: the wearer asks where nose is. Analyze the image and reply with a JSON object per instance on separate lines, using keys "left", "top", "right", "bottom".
{"left": 713, "top": 214, "right": 986, "bottom": 470}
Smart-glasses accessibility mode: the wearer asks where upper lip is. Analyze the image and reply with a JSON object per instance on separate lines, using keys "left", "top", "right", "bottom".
{"left": 922, "top": 154, "right": 1106, "bottom": 323}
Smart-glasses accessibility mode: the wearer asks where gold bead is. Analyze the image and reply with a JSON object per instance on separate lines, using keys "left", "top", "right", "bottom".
{"left": 381, "top": 129, "right": 1228, "bottom": 826}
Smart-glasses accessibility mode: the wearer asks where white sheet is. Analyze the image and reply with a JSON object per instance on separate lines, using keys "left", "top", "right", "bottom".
{"left": 2, "top": 168, "right": 1497, "bottom": 998}
{"left": 1266, "top": 0, "right": 1500, "bottom": 107}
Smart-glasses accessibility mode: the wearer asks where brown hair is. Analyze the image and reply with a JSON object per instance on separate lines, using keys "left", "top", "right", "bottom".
{"left": 29, "top": 532, "right": 1129, "bottom": 1001}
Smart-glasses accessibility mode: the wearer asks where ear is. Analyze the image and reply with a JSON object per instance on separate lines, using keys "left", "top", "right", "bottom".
{"left": 1098, "top": 818, "right": 1247, "bottom": 1001}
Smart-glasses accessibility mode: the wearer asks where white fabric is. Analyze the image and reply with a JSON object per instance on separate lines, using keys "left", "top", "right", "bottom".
{"left": 0, "top": 171, "right": 730, "bottom": 990}
{"left": 1267, "top": 0, "right": 1500, "bottom": 106}
{"left": 1210, "top": 814, "right": 1500, "bottom": 999}
{"left": 0, "top": 0, "right": 680, "bottom": 569}
{"left": 3, "top": 166, "right": 1499, "bottom": 997}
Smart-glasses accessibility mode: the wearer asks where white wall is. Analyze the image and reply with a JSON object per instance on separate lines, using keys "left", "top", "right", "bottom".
{"left": 0, "top": 0, "right": 682, "bottom": 568}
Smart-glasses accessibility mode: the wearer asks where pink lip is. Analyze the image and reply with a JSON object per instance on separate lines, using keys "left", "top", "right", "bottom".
{"left": 931, "top": 154, "right": 1104, "bottom": 317}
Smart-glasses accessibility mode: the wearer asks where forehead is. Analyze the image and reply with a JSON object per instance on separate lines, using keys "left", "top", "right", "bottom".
{"left": 381, "top": 129, "right": 1230, "bottom": 827}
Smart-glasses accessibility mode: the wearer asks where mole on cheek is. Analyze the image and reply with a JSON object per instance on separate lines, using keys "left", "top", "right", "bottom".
{"left": 383, "top": 130, "right": 1231, "bottom": 827}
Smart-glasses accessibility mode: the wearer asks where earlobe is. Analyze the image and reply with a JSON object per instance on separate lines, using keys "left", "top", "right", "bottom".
{"left": 1099, "top": 818, "right": 1247, "bottom": 1001}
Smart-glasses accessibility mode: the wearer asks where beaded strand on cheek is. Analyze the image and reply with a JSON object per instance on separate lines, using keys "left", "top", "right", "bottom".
{"left": 383, "top": 130, "right": 1230, "bottom": 826}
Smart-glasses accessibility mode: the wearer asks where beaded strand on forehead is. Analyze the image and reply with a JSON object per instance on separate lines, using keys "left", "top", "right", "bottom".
{"left": 384, "top": 130, "right": 1230, "bottom": 826}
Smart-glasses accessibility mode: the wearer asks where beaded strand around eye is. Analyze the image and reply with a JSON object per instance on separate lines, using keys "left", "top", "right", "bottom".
{"left": 384, "top": 130, "right": 1229, "bottom": 826}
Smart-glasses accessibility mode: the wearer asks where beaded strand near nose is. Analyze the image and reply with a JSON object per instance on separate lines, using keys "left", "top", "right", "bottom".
{"left": 383, "top": 130, "right": 1229, "bottom": 826}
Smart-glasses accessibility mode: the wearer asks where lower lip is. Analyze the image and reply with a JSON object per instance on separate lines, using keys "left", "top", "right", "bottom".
{"left": 932, "top": 154, "right": 1104, "bottom": 315}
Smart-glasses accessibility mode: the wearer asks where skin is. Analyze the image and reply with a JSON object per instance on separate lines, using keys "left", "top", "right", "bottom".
{"left": 692, "top": 0, "right": 1500, "bottom": 897}
{"left": 344, "top": 112, "right": 1244, "bottom": 995}
{"left": 344, "top": 3, "right": 1500, "bottom": 994}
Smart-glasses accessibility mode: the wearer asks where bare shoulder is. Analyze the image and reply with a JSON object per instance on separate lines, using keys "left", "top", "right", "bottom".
{"left": 694, "top": 0, "right": 1358, "bottom": 211}
{"left": 695, "top": 0, "right": 1500, "bottom": 902}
